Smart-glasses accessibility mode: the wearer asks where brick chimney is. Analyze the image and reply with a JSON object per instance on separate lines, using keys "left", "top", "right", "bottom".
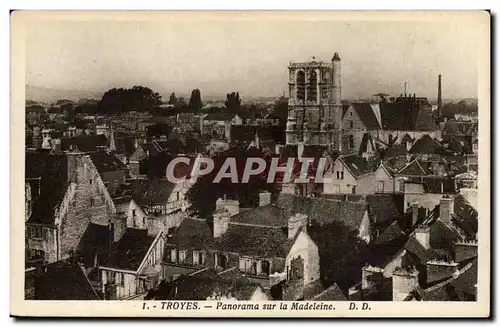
{"left": 392, "top": 266, "right": 419, "bottom": 301}
{"left": 426, "top": 260, "right": 459, "bottom": 285}
{"left": 362, "top": 265, "right": 385, "bottom": 291}
{"left": 454, "top": 240, "right": 478, "bottom": 263}
{"left": 259, "top": 191, "right": 271, "bottom": 207}
{"left": 288, "top": 213, "right": 308, "bottom": 239}
{"left": 414, "top": 225, "right": 431, "bottom": 250}
{"left": 439, "top": 196, "right": 454, "bottom": 225}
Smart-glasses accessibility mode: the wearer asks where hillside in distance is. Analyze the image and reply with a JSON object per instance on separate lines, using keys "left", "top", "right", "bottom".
{"left": 26, "top": 85, "right": 103, "bottom": 103}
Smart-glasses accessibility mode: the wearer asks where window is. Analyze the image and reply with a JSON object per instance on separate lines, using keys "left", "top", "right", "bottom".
{"left": 29, "top": 249, "right": 44, "bottom": 261}
{"left": 178, "top": 250, "right": 187, "bottom": 263}
{"left": 193, "top": 250, "right": 205, "bottom": 265}
{"left": 296, "top": 71, "right": 305, "bottom": 101}
{"left": 132, "top": 209, "right": 136, "bottom": 217}
{"left": 352, "top": 186, "right": 357, "bottom": 194}
{"left": 215, "top": 253, "right": 227, "bottom": 269}
{"left": 349, "top": 111, "right": 353, "bottom": 117}
{"left": 261, "top": 260, "right": 271, "bottom": 275}
{"left": 170, "top": 249, "right": 177, "bottom": 263}
{"left": 176, "top": 192, "right": 180, "bottom": 201}
{"left": 336, "top": 171, "right": 340, "bottom": 179}
{"left": 348, "top": 135, "right": 354, "bottom": 149}
{"left": 341, "top": 171, "right": 344, "bottom": 180}
{"left": 90, "top": 198, "right": 95, "bottom": 206}
{"left": 349, "top": 121, "right": 354, "bottom": 129}
{"left": 378, "top": 181, "right": 385, "bottom": 192}
{"left": 239, "top": 257, "right": 252, "bottom": 273}
{"left": 28, "top": 225, "right": 43, "bottom": 239}
{"left": 89, "top": 179, "right": 92, "bottom": 185}
{"left": 142, "top": 216, "right": 146, "bottom": 226}
{"left": 307, "top": 71, "right": 317, "bottom": 101}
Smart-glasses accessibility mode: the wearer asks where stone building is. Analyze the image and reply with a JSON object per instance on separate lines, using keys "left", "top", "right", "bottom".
{"left": 286, "top": 53, "right": 343, "bottom": 149}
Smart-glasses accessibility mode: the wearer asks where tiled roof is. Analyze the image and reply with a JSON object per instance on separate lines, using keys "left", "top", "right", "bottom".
{"left": 34, "top": 260, "right": 100, "bottom": 300}
{"left": 204, "top": 112, "right": 238, "bottom": 122}
{"left": 127, "top": 179, "right": 175, "bottom": 206}
{"left": 379, "top": 100, "right": 438, "bottom": 131}
{"left": 404, "top": 236, "right": 439, "bottom": 264}
{"left": 75, "top": 223, "right": 112, "bottom": 268}
{"left": 397, "top": 159, "right": 432, "bottom": 177}
{"left": 442, "top": 121, "right": 478, "bottom": 137}
{"left": 276, "top": 194, "right": 367, "bottom": 231}
{"left": 348, "top": 103, "right": 381, "bottom": 130}
{"left": 340, "top": 155, "right": 377, "bottom": 178}
{"left": 60, "top": 134, "right": 108, "bottom": 153}
{"left": 367, "top": 193, "right": 404, "bottom": 231}
{"left": 171, "top": 217, "right": 293, "bottom": 258}
{"left": 451, "top": 195, "right": 478, "bottom": 239}
{"left": 310, "top": 283, "right": 347, "bottom": 301}
{"left": 25, "top": 152, "right": 68, "bottom": 225}
{"left": 89, "top": 152, "right": 128, "bottom": 173}
{"left": 417, "top": 257, "right": 477, "bottom": 301}
{"left": 409, "top": 135, "right": 443, "bottom": 155}
{"left": 102, "top": 228, "right": 158, "bottom": 271}
{"left": 146, "top": 269, "right": 261, "bottom": 300}
{"left": 231, "top": 205, "right": 289, "bottom": 227}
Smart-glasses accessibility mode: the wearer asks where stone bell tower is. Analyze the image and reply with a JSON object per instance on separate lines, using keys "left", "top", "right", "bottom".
{"left": 285, "top": 53, "right": 343, "bottom": 150}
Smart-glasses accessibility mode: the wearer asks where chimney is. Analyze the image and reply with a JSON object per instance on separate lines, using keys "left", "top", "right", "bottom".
{"left": 259, "top": 191, "right": 271, "bottom": 207}
{"left": 392, "top": 266, "right": 419, "bottom": 301}
{"left": 215, "top": 197, "right": 240, "bottom": 217}
{"left": 437, "top": 74, "right": 442, "bottom": 120}
{"left": 362, "top": 265, "right": 385, "bottom": 291}
{"left": 454, "top": 240, "right": 478, "bottom": 263}
{"left": 426, "top": 260, "right": 459, "bottom": 285}
{"left": 52, "top": 138, "right": 62, "bottom": 155}
{"left": 212, "top": 209, "right": 230, "bottom": 238}
{"left": 412, "top": 202, "right": 419, "bottom": 226}
{"left": 287, "top": 213, "right": 308, "bottom": 239}
{"left": 439, "top": 196, "right": 454, "bottom": 225}
{"left": 414, "top": 225, "right": 431, "bottom": 250}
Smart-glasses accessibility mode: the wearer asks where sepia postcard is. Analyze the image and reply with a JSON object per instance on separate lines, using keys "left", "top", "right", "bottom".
{"left": 10, "top": 10, "right": 490, "bottom": 318}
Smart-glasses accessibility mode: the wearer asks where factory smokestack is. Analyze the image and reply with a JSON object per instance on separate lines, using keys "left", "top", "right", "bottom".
{"left": 438, "top": 74, "right": 442, "bottom": 119}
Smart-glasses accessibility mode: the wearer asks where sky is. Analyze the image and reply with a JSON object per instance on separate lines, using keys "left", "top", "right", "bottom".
{"left": 24, "top": 12, "right": 481, "bottom": 100}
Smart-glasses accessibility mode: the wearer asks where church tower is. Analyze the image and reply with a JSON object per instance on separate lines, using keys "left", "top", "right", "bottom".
{"left": 285, "top": 53, "right": 343, "bottom": 150}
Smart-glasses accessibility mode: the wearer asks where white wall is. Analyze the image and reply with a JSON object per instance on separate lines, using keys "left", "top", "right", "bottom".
{"left": 285, "top": 230, "right": 320, "bottom": 286}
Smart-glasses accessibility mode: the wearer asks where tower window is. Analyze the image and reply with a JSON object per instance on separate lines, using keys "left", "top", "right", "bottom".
{"left": 307, "top": 71, "right": 317, "bottom": 101}
{"left": 296, "top": 71, "right": 305, "bottom": 101}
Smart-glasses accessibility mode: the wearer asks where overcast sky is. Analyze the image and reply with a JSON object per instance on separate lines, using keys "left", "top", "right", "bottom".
{"left": 25, "top": 12, "right": 481, "bottom": 100}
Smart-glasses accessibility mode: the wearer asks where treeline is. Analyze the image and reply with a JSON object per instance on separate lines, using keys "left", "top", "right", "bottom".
{"left": 441, "top": 99, "right": 478, "bottom": 120}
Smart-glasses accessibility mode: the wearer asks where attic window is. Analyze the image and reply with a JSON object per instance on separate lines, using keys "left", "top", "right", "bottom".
{"left": 349, "top": 111, "right": 353, "bottom": 117}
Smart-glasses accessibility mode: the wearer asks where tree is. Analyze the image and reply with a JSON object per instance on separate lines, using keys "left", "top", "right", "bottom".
{"left": 225, "top": 92, "right": 242, "bottom": 113}
{"left": 98, "top": 86, "right": 162, "bottom": 114}
{"left": 188, "top": 89, "right": 203, "bottom": 112}
{"left": 168, "top": 92, "right": 178, "bottom": 106}
{"left": 271, "top": 96, "right": 289, "bottom": 125}
{"left": 177, "top": 96, "right": 187, "bottom": 108}
{"left": 307, "top": 221, "right": 368, "bottom": 289}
